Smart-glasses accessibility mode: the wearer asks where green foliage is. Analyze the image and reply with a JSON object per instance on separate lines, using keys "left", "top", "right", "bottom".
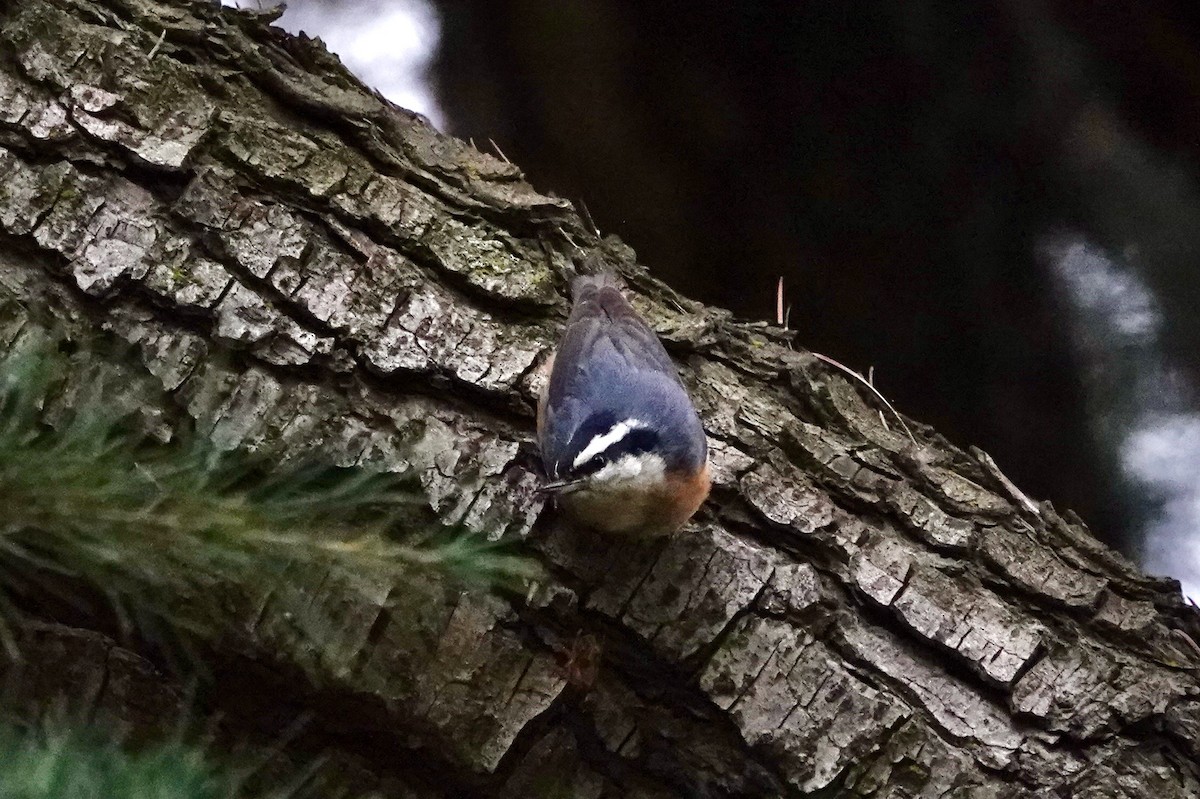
{"left": 0, "top": 726, "right": 235, "bottom": 799}
{"left": 0, "top": 327, "right": 542, "bottom": 795}
{"left": 0, "top": 332, "right": 541, "bottom": 657}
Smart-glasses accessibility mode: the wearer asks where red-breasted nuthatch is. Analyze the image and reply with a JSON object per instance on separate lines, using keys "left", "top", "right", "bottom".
{"left": 537, "top": 272, "right": 710, "bottom": 535}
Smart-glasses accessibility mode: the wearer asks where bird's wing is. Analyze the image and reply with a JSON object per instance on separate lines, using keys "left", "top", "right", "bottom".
{"left": 539, "top": 279, "right": 682, "bottom": 476}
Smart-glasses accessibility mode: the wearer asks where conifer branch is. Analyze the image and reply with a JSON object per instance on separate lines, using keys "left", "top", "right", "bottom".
{"left": 0, "top": 332, "right": 542, "bottom": 659}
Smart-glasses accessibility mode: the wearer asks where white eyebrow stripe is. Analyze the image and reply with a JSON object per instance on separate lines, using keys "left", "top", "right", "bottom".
{"left": 572, "top": 419, "right": 646, "bottom": 468}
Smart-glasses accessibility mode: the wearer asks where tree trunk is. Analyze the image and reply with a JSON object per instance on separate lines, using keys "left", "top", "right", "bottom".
{"left": 1, "top": 1, "right": 1198, "bottom": 796}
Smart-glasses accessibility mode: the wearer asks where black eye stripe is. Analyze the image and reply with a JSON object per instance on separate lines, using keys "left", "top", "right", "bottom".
{"left": 573, "top": 454, "right": 607, "bottom": 478}
{"left": 606, "top": 428, "right": 657, "bottom": 458}
{"left": 566, "top": 428, "right": 660, "bottom": 479}
{"left": 590, "top": 429, "right": 657, "bottom": 463}
{"left": 562, "top": 412, "right": 618, "bottom": 461}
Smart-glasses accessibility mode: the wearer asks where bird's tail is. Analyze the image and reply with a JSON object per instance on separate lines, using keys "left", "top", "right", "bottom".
{"left": 570, "top": 271, "right": 624, "bottom": 301}
{"left": 570, "top": 250, "right": 627, "bottom": 301}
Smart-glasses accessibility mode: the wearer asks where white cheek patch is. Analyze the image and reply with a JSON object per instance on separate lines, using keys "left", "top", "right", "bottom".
{"left": 594, "top": 453, "right": 666, "bottom": 486}
{"left": 572, "top": 418, "right": 647, "bottom": 468}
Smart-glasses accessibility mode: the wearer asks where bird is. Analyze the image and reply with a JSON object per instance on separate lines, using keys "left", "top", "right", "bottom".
{"left": 537, "top": 271, "right": 710, "bottom": 536}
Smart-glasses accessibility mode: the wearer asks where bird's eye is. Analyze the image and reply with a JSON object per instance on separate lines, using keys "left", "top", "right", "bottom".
{"left": 575, "top": 454, "right": 606, "bottom": 477}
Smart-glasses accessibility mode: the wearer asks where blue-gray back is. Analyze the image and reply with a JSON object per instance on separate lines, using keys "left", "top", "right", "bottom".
{"left": 540, "top": 275, "right": 705, "bottom": 478}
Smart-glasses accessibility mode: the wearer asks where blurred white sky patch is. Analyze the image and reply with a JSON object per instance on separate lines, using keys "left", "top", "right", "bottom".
{"left": 1046, "top": 234, "right": 1200, "bottom": 598}
{"left": 1050, "top": 239, "right": 1161, "bottom": 346}
{"left": 1124, "top": 416, "right": 1200, "bottom": 598}
{"left": 221, "top": 0, "right": 445, "bottom": 128}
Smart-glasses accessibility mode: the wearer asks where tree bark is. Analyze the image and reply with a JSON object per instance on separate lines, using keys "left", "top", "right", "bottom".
{"left": 1, "top": 1, "right": 1198, "bottom": 796}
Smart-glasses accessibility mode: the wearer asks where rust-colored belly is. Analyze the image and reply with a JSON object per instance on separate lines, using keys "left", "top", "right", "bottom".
{"left": 558, "top": 464, "right": 710, "bottom": 536}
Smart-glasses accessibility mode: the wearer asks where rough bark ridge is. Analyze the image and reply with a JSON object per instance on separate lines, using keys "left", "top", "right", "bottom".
{"left": 0, "top": 1, "right": 1198, "bottom": 796}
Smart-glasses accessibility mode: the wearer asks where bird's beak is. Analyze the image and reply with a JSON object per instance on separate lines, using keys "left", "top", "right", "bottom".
{"left": 537, "top": 477, "right": 584, "bottom": 494}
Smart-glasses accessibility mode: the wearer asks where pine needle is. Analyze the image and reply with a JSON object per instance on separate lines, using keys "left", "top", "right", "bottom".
{"left": 810, "top": 351, "right": 918, "bottom": 444}
{"left": 0, "top": 721, "right": 320, "bottom": 799}
{"left": 0, "top": 725, "right": 235, "bottom": 799}
{"left": 0, "top": 333, "right": 542, "bottom": 659}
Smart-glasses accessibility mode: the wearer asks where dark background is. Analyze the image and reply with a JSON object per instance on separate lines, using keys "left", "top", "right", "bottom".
{"left": 275, "top": 0, "right": 1200, "bottom": 592}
